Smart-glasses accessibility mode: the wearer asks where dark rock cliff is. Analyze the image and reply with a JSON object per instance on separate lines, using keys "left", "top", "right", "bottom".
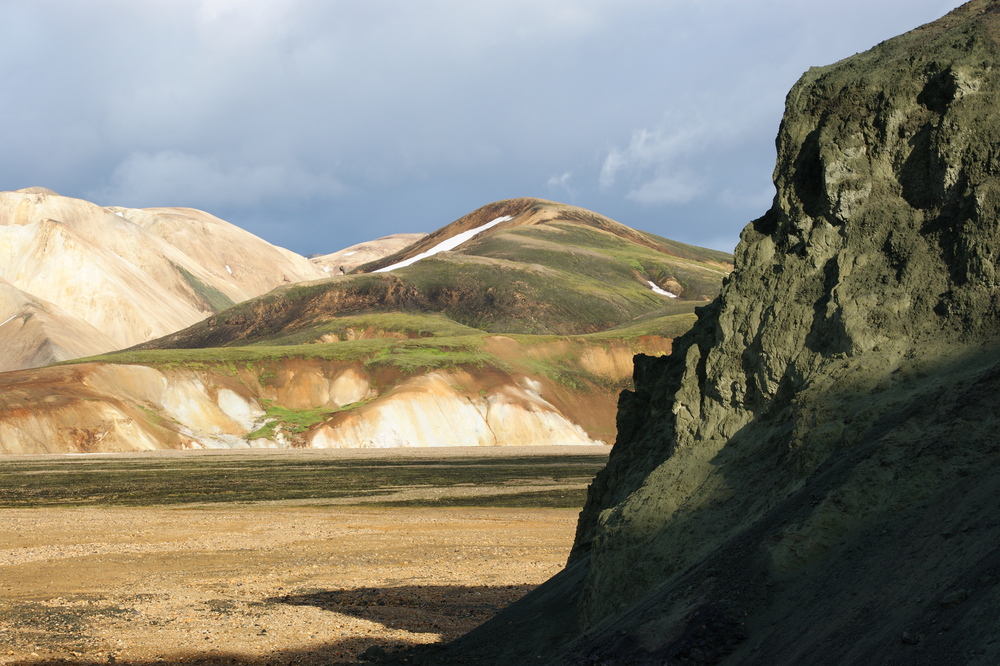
{"left": 389, "top": 2, "right": 1000, "bottom": 663}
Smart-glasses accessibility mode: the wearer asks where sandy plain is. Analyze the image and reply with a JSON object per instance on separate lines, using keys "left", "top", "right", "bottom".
{"left": 0, "top": 447, "right": 605, "bottom": 665}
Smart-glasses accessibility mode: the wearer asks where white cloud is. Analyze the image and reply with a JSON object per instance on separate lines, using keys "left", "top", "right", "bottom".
{"left": 600, "top": 126, "right": 707, "bottom": 189}
{"left": 547, "top": 171, "right": 572, "bottom": 188}
{"left": 90, "top": 150, "right": 348, "bottom": 209}
{"left": 626, "top": 172, "right": 706, "bottom": 205}
{"left": 0, "top": 0, "right": 968, "bottom": 253}
{"left": 546, "top": 171, "right": 576, "bottom": 199}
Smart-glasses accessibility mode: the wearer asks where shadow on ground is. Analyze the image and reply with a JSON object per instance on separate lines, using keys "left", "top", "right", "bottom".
{"left": 3, "top": 584, "right": 536, "bottom": 666}
{"left": 271, "top": 584, "right": 535, "bottom": 633}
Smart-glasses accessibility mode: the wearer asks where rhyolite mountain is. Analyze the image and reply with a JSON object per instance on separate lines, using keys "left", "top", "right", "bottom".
{"left": 384, "top": 1, "right": 1000, "bottom": 663}
{"left": 0, "top": 188, "right": 326, "bottom": 371}
{"left": 0, "top": 198, "right": 731, "bottom": 454}
{"left": 309, "top": 232, "right": 427, "bottom": 275}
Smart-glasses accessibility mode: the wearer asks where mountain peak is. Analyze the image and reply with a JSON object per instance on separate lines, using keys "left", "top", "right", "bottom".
{"left": 13, "top": 186, "right": 58, "bottom": 196}
{"left": 360, "top": 197, "right": 721, "bottom": 274}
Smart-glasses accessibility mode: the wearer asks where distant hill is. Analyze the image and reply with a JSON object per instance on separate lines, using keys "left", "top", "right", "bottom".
{"left": 0, "top": 197, "right": 731, "bottom": 454}
{"left": 0, "top": 188, "right": 326, "bottom": 371}
{"left": 310, "top": 232, "right": 427, "bottom": 275}
{"left": 137, "top": 198, "right": 732, "bottom": 350}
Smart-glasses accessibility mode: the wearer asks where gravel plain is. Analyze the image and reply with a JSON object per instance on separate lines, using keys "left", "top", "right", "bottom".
{"left": 0, "top": 446, "right": 603, "bottom": 665}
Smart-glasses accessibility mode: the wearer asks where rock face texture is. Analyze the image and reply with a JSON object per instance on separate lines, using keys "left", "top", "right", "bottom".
{"left": 414, "top": 2, "right": 1000, "bottom": 663}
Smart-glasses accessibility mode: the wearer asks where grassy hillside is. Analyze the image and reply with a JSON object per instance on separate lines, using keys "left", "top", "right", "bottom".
{"left": 130, "top": 199, "right": 731, "bottom": 351}
{"left": 38, "top": 199, "right": 730, "bottom": 453}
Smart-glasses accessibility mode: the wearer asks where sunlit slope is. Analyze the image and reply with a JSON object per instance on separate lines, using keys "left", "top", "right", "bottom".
{"left": 137, "top": 198, "right": 732, "bottom": 350}
{"left": 310, "top": 232, "right": 427, "bottom": 275}
{"left": 3, "top": 327, "right": 674, "bottom": 453}
{"left": 0, "top": 197, "right": 731, "bottom": 454}
{"left": 0, "top": 188, "right": 326, "bottom": 371}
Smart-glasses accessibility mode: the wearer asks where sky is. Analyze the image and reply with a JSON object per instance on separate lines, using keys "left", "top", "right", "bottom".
{"left": 0, "top": 0, "right": 964, "bottom": 256}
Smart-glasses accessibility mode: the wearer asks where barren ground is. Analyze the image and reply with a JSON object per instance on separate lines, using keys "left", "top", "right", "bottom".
{"left": 0, "top": 446, "right": 607, "bottom": 665}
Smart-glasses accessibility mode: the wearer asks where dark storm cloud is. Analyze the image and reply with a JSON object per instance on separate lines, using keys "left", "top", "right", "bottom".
{"left": 0, "top": 0, "right": 962, "bottom": 254}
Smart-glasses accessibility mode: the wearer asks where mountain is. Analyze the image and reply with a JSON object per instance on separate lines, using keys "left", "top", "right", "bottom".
{"left": 137, "top": 197, "right": 731, "bottom": 350}
{"left": 0, "top": 188, "right": 325, "bottom": 371}
{"left": 0, "top": 277, "right": 118, "bottom": 370}
{"left": 398, "top": 2, "right": 1000, "bottom": 663}
{"left": 310, "top": 232, "right": 427, "bottom": 275}
{"left": 0, "top": 199, "right": 731, "bottom": 454}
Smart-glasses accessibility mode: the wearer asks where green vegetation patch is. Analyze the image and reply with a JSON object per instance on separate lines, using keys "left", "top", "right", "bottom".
{"left": 69, "top": 339, "right": 399, "bottom": 367}
{"left": 255, "top": 311, "right": 484, "bottom": 346}
{"left": 584, "top": 312, "right": 700, "bottom": 342}
{"left": 245, "top": 402, "right": 353, "bottom": 440}
{"left": 363, "top": 337, "right": 501, "bottom": 372}
{"left": 172, "top": 262, "right": 236, "bottom": 313}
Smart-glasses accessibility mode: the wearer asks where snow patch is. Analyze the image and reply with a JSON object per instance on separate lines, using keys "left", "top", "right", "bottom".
{"left": 343, "top": 251, "right": 357, "bottom": 256}
{"left": 0, "top": 314, "right": 18, "bottom": 327}
{"left": 375, "top": 215, "right": 513, "bottom": 273}
{"left": 648, "top": 281, "right": 678, "bottom": 298}
{"left": 115, "top": 211, "right": 124, "bottom": 217}
{"left": 323, "top": 266, "right": 332, "bottom": 273}
{"left": 225, "top": 264, "right": 233, "bottom": 275}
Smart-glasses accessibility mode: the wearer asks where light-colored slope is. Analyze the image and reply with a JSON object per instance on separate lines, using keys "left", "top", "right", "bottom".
{"left": 0, "top": 333, "right": 674, "bottom": 453}
{"left": 310, "top": 232, "right": 426, "bottom": 275}
{"left": 2, "top": 217, "right": 209, "bottom": 348}
{"left": 0, "top": 188, "right": 328, "bottom": 369}
{"left": 0, "top": 358, "right": 608, "bottom": 454}
{"left": 113, "top": 206, "right": 326, "bottom": 293}
{"left": 0, "top": 189, "right": 244, "bottom": 305}
{"left": 310, "top": 371, "right": 598, "bottom": 448}
{"left": 0, "top": 279, "right": 118, "bottom": 372}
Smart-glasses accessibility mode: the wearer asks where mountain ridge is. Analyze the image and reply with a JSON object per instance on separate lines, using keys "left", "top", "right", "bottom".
{"left": 136, "top": 198, "right": 730, "bottom": 351}
{"left": 0, "top": 196, "right": 729, "bottom": 454}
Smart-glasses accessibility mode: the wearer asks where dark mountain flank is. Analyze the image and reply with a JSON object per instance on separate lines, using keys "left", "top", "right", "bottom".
{"left": 384, "top": 2, "right": 1000, "bottom": 663}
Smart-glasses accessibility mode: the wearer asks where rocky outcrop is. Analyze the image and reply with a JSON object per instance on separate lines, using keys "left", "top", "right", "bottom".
{"left": 412, "top": 2, "right": 1000, "bottom": 664}
{"left": 0, "top": 334, "right": 666, "bottom": 454}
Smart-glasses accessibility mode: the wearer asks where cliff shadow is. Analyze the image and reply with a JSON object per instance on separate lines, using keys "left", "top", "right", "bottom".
{"left": 552, "top": 344, "right": 1000, "bottom": 665}
{"left": 3, "top": 584, "right": 537, "bottom": 666}
{"left": 268, "top": 583, "right": 537, "bottom": 633}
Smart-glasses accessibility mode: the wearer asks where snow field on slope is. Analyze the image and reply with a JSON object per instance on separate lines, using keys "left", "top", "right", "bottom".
{"left": 375, "top": 216, "right": 513, "bottom": 273}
